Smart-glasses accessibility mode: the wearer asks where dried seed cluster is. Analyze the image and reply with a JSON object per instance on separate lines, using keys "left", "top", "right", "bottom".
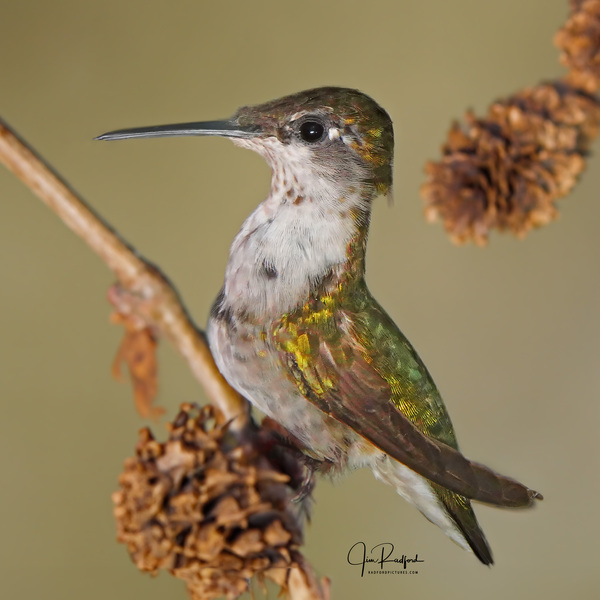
{"left": 113, "top": 404, "right": 303, "bottom": 600}
{"left": 421, "top": 82, "right": 600, "bottom": 245}
{"left": 556, "top": 0, "right": 600, "bottom": 92}
{"left": 422, "top": 1, "right": 600, "bottom": 244}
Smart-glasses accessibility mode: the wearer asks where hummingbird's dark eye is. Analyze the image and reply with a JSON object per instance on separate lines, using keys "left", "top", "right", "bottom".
{"left": 298, "top": 120, "right": 325, "bottom": 143}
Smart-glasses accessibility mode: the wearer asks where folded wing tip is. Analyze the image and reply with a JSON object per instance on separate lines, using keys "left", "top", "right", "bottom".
{"left": 507, "top": 484, "right": 543, "bottom": 508}
{"left": 529, "top": 489, "right": 544, "bottom": 502}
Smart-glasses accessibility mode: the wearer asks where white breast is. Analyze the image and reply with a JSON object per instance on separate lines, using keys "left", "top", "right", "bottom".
{"left": 222, "top": 138, "right": 367, "bottom": 317}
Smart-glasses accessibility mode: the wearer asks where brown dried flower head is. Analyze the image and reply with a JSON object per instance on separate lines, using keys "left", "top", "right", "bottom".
{"left": 556, "top": 0, "right": 600, "bottom": 93}
{"left": 112, "top": 403, "right": 305, "bottom": 600}
{"left": 421, "top": 82, "right": 600, "bottom": 245}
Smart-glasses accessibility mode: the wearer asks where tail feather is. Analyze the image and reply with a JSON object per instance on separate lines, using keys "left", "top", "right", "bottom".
{"left": 436, "top": 485, "right": 493, "bottom": 565}
{"left": 372, "top": 455, "right": 493, "bottom": 564}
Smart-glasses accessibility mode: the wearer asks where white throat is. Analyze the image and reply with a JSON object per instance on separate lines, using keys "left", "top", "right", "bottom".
{"left": 220, "top": 137, "right": 370, "bottom": 319}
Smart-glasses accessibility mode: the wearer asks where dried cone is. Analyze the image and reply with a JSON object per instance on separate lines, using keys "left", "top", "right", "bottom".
{"left": 556, "top": 0, "right": 600, "bottom": 93}
{"left": 421, "top": 82, "right": 600, "bottom": 245}
{"left": 113, "top": 403, "right": 304, "bottom": 600}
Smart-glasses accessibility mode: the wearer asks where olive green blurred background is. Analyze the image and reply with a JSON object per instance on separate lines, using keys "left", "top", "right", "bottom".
{"left": 1, "top": 1, "right": 598, "bottom": 598}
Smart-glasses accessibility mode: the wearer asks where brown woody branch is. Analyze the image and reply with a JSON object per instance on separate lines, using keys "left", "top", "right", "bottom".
{"left": 0, "top": 116, "right": 247, "bottom": 426}
{"left": 0, "top": 117, "right": 327, "bottom": 600}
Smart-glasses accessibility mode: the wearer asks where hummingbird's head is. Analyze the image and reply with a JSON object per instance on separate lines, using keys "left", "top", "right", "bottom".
{"left": 233, "top": 87, "right": 394, "bottom": 196}
{"left": 97, "top": 87, "right": 394, "bottom": 197}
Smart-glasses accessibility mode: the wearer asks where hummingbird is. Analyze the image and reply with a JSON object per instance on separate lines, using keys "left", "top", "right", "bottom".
{"left": 97, "top": 87, "right": 542, "bottom": 565}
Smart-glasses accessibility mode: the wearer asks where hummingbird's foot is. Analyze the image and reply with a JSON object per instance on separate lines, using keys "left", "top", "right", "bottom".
{"left": 292, "top": 467, "right": 316, "bottom": 504}
{"left": 259, "top": 416, "right": 320, "bottom": 508}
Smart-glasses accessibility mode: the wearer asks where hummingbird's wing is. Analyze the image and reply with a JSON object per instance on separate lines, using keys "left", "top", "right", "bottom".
{"left": 273, "top": 285, "right": 541, "bottom": 509}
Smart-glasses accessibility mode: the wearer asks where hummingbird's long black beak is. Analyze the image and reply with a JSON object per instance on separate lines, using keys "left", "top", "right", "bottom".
{"left": 95, "top": 118, "right": 261, "bottom": 141}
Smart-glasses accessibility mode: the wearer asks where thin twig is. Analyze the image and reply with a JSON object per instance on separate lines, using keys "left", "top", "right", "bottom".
{"left": 0, "top": 116, "right": 247, "bottom": 425}
{"left": 0, "top": 116, "right": 329, "bottom": 599}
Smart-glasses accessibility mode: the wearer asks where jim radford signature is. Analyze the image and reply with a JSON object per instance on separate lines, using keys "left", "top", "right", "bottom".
{"left": 347, "top": 542, "right": 424, "bottom": 577}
